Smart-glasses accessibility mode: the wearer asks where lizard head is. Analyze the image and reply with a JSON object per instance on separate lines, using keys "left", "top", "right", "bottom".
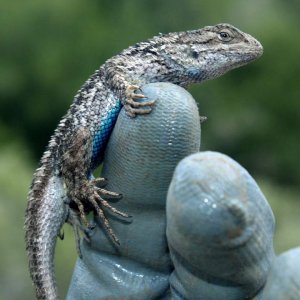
{"left": 152, "top": 23, "right": 263, "bottom": 85}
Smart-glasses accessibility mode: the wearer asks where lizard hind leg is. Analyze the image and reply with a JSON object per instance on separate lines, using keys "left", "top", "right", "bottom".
{"left": 62, "top": 128, "right": 129, "bottom": 248}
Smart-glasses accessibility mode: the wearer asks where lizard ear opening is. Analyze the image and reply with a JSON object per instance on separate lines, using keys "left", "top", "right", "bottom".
{"left": 191, "top": 50, "right": 200, "bottom": 59}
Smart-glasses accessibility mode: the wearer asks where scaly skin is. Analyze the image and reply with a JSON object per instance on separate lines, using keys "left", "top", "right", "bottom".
{"left": 25, "top": 23, "right": 263, "bottom": 299}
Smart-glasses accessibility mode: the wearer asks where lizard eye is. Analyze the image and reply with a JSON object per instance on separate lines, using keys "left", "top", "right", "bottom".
{"left": 218, "top": 31, "right": 233, "bottom": 42}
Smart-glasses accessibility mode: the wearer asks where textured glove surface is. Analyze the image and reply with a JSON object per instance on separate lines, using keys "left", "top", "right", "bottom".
{"left": 67, "top": 82, "right": 201, "bottom": 300}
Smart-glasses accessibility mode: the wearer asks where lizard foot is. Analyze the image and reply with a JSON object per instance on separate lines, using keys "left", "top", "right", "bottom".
{"left": 124, "top": 85, "right": 155, "bottom": 118}
{"left": 69, "top": 178, "right": 130, "bottom": 246}
{"left": 66, "top": 208, "right": 92, "bottom": 258}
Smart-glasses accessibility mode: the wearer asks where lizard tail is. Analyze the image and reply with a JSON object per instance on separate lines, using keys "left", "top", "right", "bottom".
{"left": 25, "top": 161, "right": 68, "bottom": 300}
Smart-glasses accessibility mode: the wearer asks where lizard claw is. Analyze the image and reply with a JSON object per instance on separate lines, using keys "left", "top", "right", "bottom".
{"left": 91, "top": 177, "right": 108, "bottom": 188}
{"left": 125, "top": 85, "right": 155, "bottom": 118}
{"left": 95, "top": 186, "right": 122, "bottom": 199}
{"left": 124, "top": 105, "right": 152, "bottom": 117}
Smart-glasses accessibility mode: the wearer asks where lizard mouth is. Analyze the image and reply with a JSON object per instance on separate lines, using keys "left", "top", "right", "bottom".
{"left": 229, "top": 48, "right": 263, "bottom": 67}
{"left": 242, "top": 51, "right": 263, "bottom": 63}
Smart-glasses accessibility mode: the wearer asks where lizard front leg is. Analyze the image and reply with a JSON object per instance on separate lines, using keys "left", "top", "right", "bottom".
{"left": 61, "top": 128, "right": 129, "bottom": 248}
{"left": 105, "top": 65, "right": 155, "bottom": 117}
{"left": 124, "top": 84, "right": 155, "bottom": 117}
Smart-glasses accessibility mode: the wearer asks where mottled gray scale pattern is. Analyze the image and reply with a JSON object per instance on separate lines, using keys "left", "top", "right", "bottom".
{"left": 24, "top": 23, "right": 263, "bottom": 300}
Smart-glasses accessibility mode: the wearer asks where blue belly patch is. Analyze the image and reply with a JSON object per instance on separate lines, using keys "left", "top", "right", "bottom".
{"left": 91, "top": 100, "right": 122, "bottom": 169}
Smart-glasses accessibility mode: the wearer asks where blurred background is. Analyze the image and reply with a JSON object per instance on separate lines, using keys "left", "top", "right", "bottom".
{"left": 1, "top": 0, "right": 300, "bottom": 299}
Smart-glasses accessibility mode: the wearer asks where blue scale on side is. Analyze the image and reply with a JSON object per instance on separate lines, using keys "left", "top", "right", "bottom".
{"left": 91, "top": 100, "right": 122, "bottom": 170}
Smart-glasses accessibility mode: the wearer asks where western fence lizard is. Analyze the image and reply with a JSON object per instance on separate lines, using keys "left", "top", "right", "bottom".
{"left": 25, "top": 23, "right": 263, "bottom": 299}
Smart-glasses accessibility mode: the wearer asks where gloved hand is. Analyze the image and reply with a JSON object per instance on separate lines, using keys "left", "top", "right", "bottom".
{"left": 67, "top": 82, "right": 279, "bottom": 300}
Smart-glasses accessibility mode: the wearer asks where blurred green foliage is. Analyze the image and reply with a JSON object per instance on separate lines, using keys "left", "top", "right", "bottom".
{"left": 1, "top": 0, "right": 300, "bottom": 185}
{"left": 1, "top": 0, "right": 300, "bottom": 299}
